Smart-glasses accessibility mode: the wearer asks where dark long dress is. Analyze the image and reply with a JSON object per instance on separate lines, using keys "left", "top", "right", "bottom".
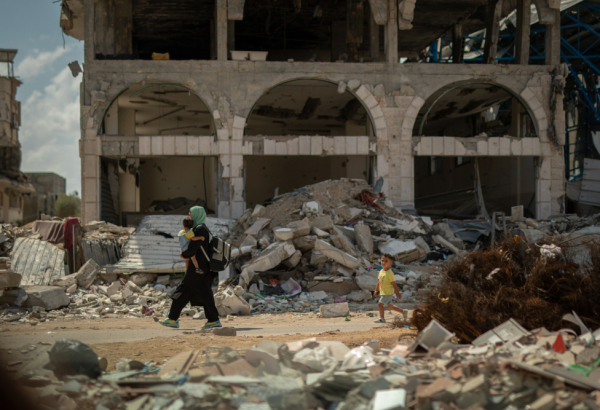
{"left": 168, "top": 224, "right": 220, "bottom": 322}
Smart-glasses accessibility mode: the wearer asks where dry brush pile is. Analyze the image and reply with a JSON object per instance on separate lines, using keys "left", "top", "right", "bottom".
{"left": 413, "top": 235, "right": 600, "bottom": 342}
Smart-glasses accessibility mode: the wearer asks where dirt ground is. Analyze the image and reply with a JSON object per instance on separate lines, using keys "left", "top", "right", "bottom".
{"left": 0, "top": 311, "right": 417, "bottom": 371}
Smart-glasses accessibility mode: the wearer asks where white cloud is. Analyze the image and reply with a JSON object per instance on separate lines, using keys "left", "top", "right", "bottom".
{"left": 19, "top": 66, "right": 81, "bottom": 194}
{"left": 16, "top": 46, "right": 71, "bottom": 79}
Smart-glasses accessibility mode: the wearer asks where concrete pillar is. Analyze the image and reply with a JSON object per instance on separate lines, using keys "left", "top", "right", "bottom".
{"left": 515, "top": 0, "right": 531, "bottom": 65}
{"left": 452, "top": 23, "right": 464, "bottom": 64}
{"left": 545, "top": 9, "right": 561, "bottom": 66}
{"left": 216, "top": 0, "right": 228, "bottom": 61}
{"left": 370, "top": 12, "right": 380, "bottom": 60}
{"left": 227, "top": 21, "right": 235, "bottom": 55}
{"left": 386, "top": 0, "right": 398, "bottom": 64}
{"left": 483, "top": 0, "right": 503, "bottom": 64}
{"left": 84, "top": 0, "right": 94, "bottom": 63}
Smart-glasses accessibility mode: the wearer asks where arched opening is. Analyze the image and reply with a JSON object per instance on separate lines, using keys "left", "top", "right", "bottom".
{"left": 99, "top": 83, "right": 217, "bottom": 225}
{"left": 246, "top": 79, "right": 372, "bottom": 137}
{"left": 412, "top": 82, "right": 538, "bottom": 220}
{"left": 245, "top": 79, "right": 375, "bottom": 208}
{"left": 102, "top": 83, "right": 215, "bottom": 137}
{"left": 414, "top": 82, "right": 537, "bottom": 138}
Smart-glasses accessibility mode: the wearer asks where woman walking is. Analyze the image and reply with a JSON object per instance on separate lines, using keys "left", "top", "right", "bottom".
{"left": 159, "top": 206, "right": 221, "bottom": 329}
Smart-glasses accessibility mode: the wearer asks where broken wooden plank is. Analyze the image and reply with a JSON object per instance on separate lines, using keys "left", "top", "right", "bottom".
{"left": 158, "top": 350, "right": 200, "bottom": 377}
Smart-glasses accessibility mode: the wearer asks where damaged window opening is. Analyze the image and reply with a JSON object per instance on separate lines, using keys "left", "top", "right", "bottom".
{"left": 415, "top": 156, "right": 536, "bottom": 220}
{"left": 246, "top": 79, "right": 372, "bottom": 137}
{"left": 102, "top": 84, "right": 215, "bottom": 137}
{"left": 235, "top": 0, "right": 379, "bottom": 62}
{"left": 414, "top": 83, "right": 537, "bottom": 138}
{"left": 99, "top": 156, "right": 218, "bottom": 227}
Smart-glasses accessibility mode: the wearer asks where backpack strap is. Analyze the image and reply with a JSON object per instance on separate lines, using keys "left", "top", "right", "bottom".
{"left": 197, "top": 224, "right": 213, "bottom": 262}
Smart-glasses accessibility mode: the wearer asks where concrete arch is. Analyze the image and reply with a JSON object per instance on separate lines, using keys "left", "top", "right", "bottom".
{"left": 403, "top": 79, "right": 547, "bottom": 141}
{"left": 242, "top": 77, "right": 388, "bottom": 139}
{"left": 96, "top": 80, "right": 218, "bottom": 136}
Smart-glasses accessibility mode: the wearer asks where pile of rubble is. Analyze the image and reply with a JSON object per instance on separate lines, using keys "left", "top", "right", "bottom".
{"left": 6, "top": 316, "right": 600, "bottom": 410}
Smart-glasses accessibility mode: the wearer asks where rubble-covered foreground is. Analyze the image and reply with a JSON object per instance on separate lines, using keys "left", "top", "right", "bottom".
{"left": 5, "top": 317, "right": 600, "bottom": 410}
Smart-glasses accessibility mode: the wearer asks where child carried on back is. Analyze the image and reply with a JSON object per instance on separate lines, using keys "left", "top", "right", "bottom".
{"left": 178, "top": 216, "right": 205, "bottom": 273}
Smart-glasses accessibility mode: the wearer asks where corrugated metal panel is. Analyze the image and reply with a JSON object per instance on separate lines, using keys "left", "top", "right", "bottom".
{"left": 10, "top": 237, "right": 66, "bottom": 285}
{"left": 81, "top": 239, "right": 121, "bottom": 267}
{"left": 580, "top": 158, "right": 600, "bottom": 205}
{"left": 105, "top": 215, "right": 235, "bottom": 274}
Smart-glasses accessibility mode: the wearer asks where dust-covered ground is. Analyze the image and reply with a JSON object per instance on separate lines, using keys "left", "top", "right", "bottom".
{"left": 0, "top": 311, "right": 417, "bottom": 371}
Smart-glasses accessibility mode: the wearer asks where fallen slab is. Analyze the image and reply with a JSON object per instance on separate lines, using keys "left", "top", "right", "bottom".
{"left": 314, "top": 239, "right": 360, "bottom": 269}
{"left": 22, "top": 286, "right": 70, "bottom": 310}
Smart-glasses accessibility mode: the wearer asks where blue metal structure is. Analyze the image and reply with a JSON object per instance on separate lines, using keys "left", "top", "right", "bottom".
{"left": 424, "top": 2, "right": 600, "bottom": 180}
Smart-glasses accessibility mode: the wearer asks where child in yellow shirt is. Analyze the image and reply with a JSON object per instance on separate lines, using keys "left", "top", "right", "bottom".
{"left": 373, "top": 253, "right": 403, "bottom": 323}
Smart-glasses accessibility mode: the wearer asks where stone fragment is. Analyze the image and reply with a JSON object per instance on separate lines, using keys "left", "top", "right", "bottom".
{"left": 315, "top": 239, "right": 360, "bottom": 269}
{"left": 215, "top": 286, "right": 251, "bottom": 316}
{"left": 244, "top": 241, "right": 296, "bottom": 273}
{"left": 286, "top": 218, "right": 311, "bottom": 238}
{"left": 348, "top": 79, "right": 361, "bottom": 90}
{"left": 51, "top": 274, "right": 77, "bottom": 291}
{"left": 320, "top": 302, "right": 349, "bottom": 318}
{"left": 356, "top": 273, "right": 378, "bottom": 291}
{"left": 252, "top": 204, "right": 266, "bottom": 218}
{"left": 75, "top": 259, "right": 100, "bottom": 289}
{"left": 21, "top": 286, "right": 70, "bottom": 310}
{"left": 283, "top": 250, "right": 302, "bottom": 268}
{"left": 526, "top": 218, "right": 539, "bottom": 229}
{"left": 0, "top": 271, "right": 21, "bottom": 289}
{"left": 354, "top": 224, "right": 374, "bottom": 253}
{"left": 66, "top": 284, "right": 77, "bottom": 294}
{"left": 110, "top": 294, "right": 124, "bottom": 304}
{"left": 293, "top": 235, "right": 316, "bottom": 252}
{"left": 241, "top": 235, "right": 257, "bottom": 248}
{"left": 313, "top": 227, "right": 329, "bottom": 237}
{"left": 311, "top": 215, "right": 334, "bottom": 231}
{"left": 331, "top": 235, "right": 357, "bottom": 256}
{"left": 98, "top": 273, "right": 118, "bottom": 283}
{"left": 337, "top": 81, "right": 347, "bottom": 94}
{"left": 125, "top": 281, "right": 142, "bottom": 293}
{"left": 346, "top": 290, "right": 373, "bottom": 302}
{"left": 130, "top": 273, "right": 157, "bottom": 286}
{"left": 106, "top": 281, "right": 122, "bottom": 297}
{"left": 156, "top": 275, "right": 170, "bottom": 285}
{"left": 310, "top": 251, "right": 328, "bottom": 265}
{"left": 274, "top": 228, "right": 294, "bottom": 241}
{"left": 511, "top": 205, "right": 524, "bottom": 222}
{"left": 211, "top": 327, "right": 237, "bottom": 336}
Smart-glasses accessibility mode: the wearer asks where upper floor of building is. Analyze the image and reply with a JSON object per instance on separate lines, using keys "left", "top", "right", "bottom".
{"left": 0, "top": 49, "right": 21, "bottom": 149}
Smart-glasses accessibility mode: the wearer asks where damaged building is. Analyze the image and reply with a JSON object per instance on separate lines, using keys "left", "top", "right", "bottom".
{"left": 0, "top": 49, "right": 34, "bottom": 224}
{"left": 62, "top": 0, "right": 567, "bottom": 224}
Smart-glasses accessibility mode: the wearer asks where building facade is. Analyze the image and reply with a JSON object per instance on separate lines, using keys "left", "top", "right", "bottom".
{"left": 23, "top": 172, "right": 67, "bottom": 222}
{"left": 0, "top": 49, "right": 34, "bottom": 224}
{"left": 61, "top": 0, "right": 567, "bottom": 224}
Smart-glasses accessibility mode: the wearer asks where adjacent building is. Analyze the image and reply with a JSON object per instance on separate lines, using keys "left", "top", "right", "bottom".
{"left": 60, "top": 0, "right": 567, "bottom": 224}
{"left": 23, "top": 172, "right": 67, "bottom": 222}
{"left": 0, "top": 49, "right": 34, "bottom": 224}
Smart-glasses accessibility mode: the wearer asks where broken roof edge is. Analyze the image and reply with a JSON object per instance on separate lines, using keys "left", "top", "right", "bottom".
{"left": 60, "top": 0, "right": 84, "bottom": 41}
{"left": 0, "top": 174, "right": 36, "bottom": 194}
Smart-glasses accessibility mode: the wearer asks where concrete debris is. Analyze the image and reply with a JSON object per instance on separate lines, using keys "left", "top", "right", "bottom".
{"left": 319, "top": 302, "right": 349, "bottom": 317}
{"left": 7, "top": 316, "right": 600, "bottom": 410}
{"left": 21, "top": 286, "right": 71, "bottom": 311}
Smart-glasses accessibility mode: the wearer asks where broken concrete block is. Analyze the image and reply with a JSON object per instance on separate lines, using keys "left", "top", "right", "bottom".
{"left": 526, "top": 218, "right": 539, "bottom": 229}
{"left": 511, "top": 205, "right": 524, "bottom": 222}
{"left": 379, "top": 240, "right": 419, "bottom": 260}
{"left": 346, "top": 290, "right": 372, "bottom": 303}
{"left": 106, "top": 281, "right": 122, "bottom": 297}
{"left": 215, "top": 286, "right": 251, "bottom": 316}
{"left": 110, "top": 293, "right": 124, "bottom": 304}
{"left": 244, "top": 241, "right": 296, "bottom": 273}
{"left": 66, "top": 283, "right": 77, "bottom": 294}
{"left": 99, "top": 272, "right": 118, "bottom": 283}
{"left": 331, "top": 263, "right": 354, "bottom": 277}
{"left": 75, "top": 259, "right": 100, "bottom": 289}
{"left": 433, "top": 235, "right": 460, "bottom": 254}
{"left": 274, "top": 228, "right": 294, "bottom": 241}
{"left": 331, "top": 235, "right": 357, "bottom": 256}
{"left": 252, "top": 204, "right": 266, "bottom": 218}
{"left": 313, "top": 227, "right": 329, "bottom": 237}
{"left": 356, "top": 273, "right": 378, "bottom": 291}
{"left": 320, "top": 302, "right": 349, "bottom": 318}
{"left": 210, "top": 327, "right": 237, "bottom": 337}
{"left": 52, "top": 274, "right": 77, "bottom": 291}
{"left": 125, "top": 281, "right": 142, "bottom": 293}
{"left": 287, "top": 218, "right": 311, "bottom": 238}
{"left": 0, "top": 271, "right": 21, "bottom": 289}
{"left": 337, "top": 81, "right": 347, "bottom": 94}
{"left": 130, "top": 273, "right": 157, "bottom": 286}
{"left": 310, "top": 251, "right": 328, "bottom": 265}
{"left": 315, "top": 239, "right": 360, "bottom": 269}
{"left": 412, "top": 236, "right": 431, "bottom": 258}
{"left": 283, "top": 250, "right": 302, "bottom": 268}
{"left": 354, "top": 224, "right": 374, "bottom": 254}
{"left": 121, "top": 288, "right": 133, "bottom": 299}
{"left": 156, "top": 275, "right": 170, "bottom": 285}
{"left": 302, "top": 201, "right": 320, "bottom": 214}
{"left": 293, "top": 235, "right": 316, "bottom": 252}
{"left": 241, "top": 235, "right": 258, "bottom": 248}
{"left": 311, "top": 215, "right": 334, "bottom": 231}
{"left": 22, "top": 286, "right": 70, "bottom": 310}
{"left": 0, "top": 288, "right": 28, "bottom": 306}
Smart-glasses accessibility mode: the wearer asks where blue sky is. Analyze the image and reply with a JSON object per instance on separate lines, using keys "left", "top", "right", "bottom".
{"left": 1, "top": 1, "right": 83, "bottom": 195}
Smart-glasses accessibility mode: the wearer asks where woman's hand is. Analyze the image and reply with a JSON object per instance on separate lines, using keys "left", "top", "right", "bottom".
{"left": 180, "top": 252, "right": 184, "bottom": 260}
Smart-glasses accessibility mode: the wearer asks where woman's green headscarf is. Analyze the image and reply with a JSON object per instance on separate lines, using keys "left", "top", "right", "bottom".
{"left": 190, "top": 206, "right": 206, "bottom": 228}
